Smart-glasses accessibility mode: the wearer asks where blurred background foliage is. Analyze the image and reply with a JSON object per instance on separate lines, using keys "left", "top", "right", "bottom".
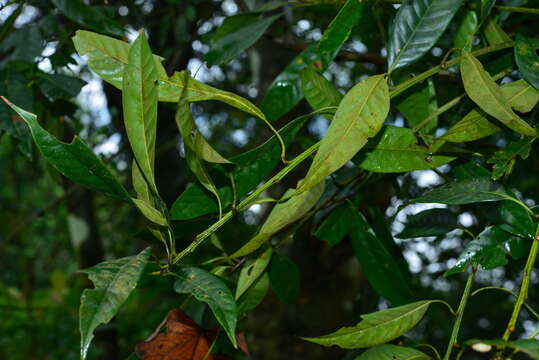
{"left": 1, "top": 0, "right": 539, "bottom": 359}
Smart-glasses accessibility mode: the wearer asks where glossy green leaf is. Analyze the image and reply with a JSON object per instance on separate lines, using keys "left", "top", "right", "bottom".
{"left": 269, "top": 253, "right": 301, "bottom": 304}
{"left": 123, "top": 31, "right": 159, "bottom": 195}
{"left": 414, "top": 177, "right": 512, "bottom": 205}
{"left": 38, "top": 73, "right": 87, "bottom": 101}
{"left": 235, "top": 247, "right": 272, "bottom": 299}
{"left": 232, "top": 180, "right": 325, "bottom": 257}
{"left": 206, "top": 14, "right": 280, "bottom": 65}
{"left": 515, "top": 34, "right": 539, "bottom": 91}
{"left": 354, "top": 126, "right": 454, "bottom": 173}
{"left": 466, "top": 339, "right": 539, "bottom": 358}
{"left": 173, "top": 266, "right": 238, "bottom": 347}
{"left": 454, "top": 10, "right": 478, "bottom": 51}
{"left": 300, "top": 67, "right": 343, "bottom": 116}
{"left": 501, "top": 79, "right": 539, "bottom": 113}
{"left": 483, "top": 18, "right": 510, "bottom": 46}
{"left": 395, "top": 78, "right": 437, "bottom": 134}
{"left": 315, "top": 204, "right": 355, "bottom": 247}
{"left": 350, "top": 204, "right": 414, "bottom": 305}
{"left": 237, "top": 272, "right": 270, "bottom": 318}
{"left": 355, "top": 344, "right": 431, "bottom": 360}
{"left": 51, "top": 0, "right": 123, "bottom": 36}
{"left": 303, "top": 300, "right": 436, "bottom": 349}
{"left": 441, "top": 108, "right": 500, "bottom": 142}
{"left": 397, "top": 208, "right": 459, "bottom": 239}
{"left": 299, "top": 75, "right": 389, "bottom": 193}
{"left": 318, "top": 0, "right": 365, "bottom": 54}
{"left": 460, "top": 50, "right": 537, "bottom": 136}
{"left": 387, "top": 0, "right": 463, "bottom": 71}
{"left": 79, "top": 247, "right": 151, "bottom": 359}
{"left": 497, "top": 200, "right": 535, "bottom": 239}
{"left": 170, "top": 114, "right": 307, "bottom": 220}
{"left": 131, "top": 198, "right": 168, "bottom": 226}
{"left": 1, "top": 98, "right": 130, "bottom": 201}
{"left": 487, "top": 137, "right": 534, "bottom": 179}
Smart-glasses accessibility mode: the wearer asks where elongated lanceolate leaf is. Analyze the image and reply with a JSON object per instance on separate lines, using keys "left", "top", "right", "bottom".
{"left": 460, "top": 51, "right": 537, "bottom": 136}
{"left": 441, "top": 109, "right": 500, "bottom": 142}
{"left": 387, "top": 0, "right": 463, "bottom": 71}
{"left": 318, "top": 0, "right": 365, "bottom": 54}
{"left": 51, "top": 0, "right": 123, "bottom": 36}
{"left": 206, "top": 14, "right": 281, "bottom": 65}
{"left": 303, "top": 300, "right": 437, "bottom": 349}
{"left": 131, "top": 198, "right": 168, "bottom": 226}
{"left": 123, "top": 31, "right": 159, "bottom": 195}
{"left": 397, "top": 208, "right": 459, "bottom": 239}
{"left": 237, "top": 273, "right": 270, "bottom": 318}
{"left": 515, "top": 34, "right": 539, "bottom": 91}
{"left": 454, "top": 10, "right": 478, "bottom": 51}
{"left": 355, "top": 125, "right": 454, "bottom": 173}
{"left": 235, "top": 247, "right": 272, "bottom": 299}
{"left": 301, "top": 67, "right": 343, "bottom": 115}
{"left": 355, "top": 344, "right": 431, "bottom": 360}
{"left": 232, "top": 180, "right": 325, "bottom": 257}
{"left": 1, "top": 98, "right": 130, "bottom": 201}
{"left": 299, "top": 75, "right": 389, "bottom": 193}
{"left": 173, "top": 266, "right": 238, "bottom": 347}
{"left": 80, "top": 247, "right": 152, "bottom": 359}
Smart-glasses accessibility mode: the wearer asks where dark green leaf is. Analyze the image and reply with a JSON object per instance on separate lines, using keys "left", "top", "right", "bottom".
{"left": 497, "top": 200, "right": 535, "bottom": 239}
{"left": 1, "top": 98, "right": 130, "bottom": 201}
{"left": 237, "top": 272, "right": 270, "bottom": 318}
{"left": 318, "top": 0, "right": 365, "bottom": 54}
{"left": 300, "top": 67, "right": 343, "bottom": 116}
{"left": 395, "top": 79, "right": 437, "bottom": 134}
{"left": 38, "top": 73, "right": 87, "bottom": 101}
{"left": 487, "top": 137, "right": 534, "bottom": 179}
{"left": 315, "top": 204, "right": 355, "bottom": 247}
{"left": 206, "top": 14, "right": 281, "bottom": 65}
{"left": 355, "top": 344, "right": 431, "bottom": 360}
{"left": 51, "top": 0, "right": 123, "bottom": 36}
{"left": 79, "top": 247, "right": 151, "bottom": 359}
{"left": 388, "top": 0, "right": 463, "bottom": 71}
{"left": 235, "top": 247, "right": 272, "bottom": 299}
{"left": 173, "top": 266, "right": 238, "bottom": 347}
{"left": 515, "top": 34, "right": 539, "bottom": 91}
{"left": 454, "top": 10, "right": 478, "bottom": 51}
{"left": 475, "top": 0, "right": 496, "bottom": 22}
{"left": 397, "top": 208, "right": 459, "bottom": 239}
{"left": 269, "top": 253, "right": 301, "bottom": 304}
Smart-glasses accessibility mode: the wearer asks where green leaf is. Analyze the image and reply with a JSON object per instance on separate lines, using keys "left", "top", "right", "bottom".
{"left": 123, "top": 31, "right": 159, "bottom": 195}
{"left": 397, "top": 208, "right": 459, "bottom": 239}
{"left": 237, "top": 272, "right": 270, "bottom": 318}
{"left": 445, "top": 226, "right": 514, "bottom": 276}
{"left": 350, "top": 204, "right": 414, "bottom": 305}
{"left": 131, "top": 198, "right": 168, "bottom": 226}
{"left": 173, "top": 266, "right": 238, "bottom": 347}
{"left": 475, "top": 0, "right": 496, "bottom": 22}
{"left": 515, "top": 34, "right": 539, "bottom": 91}
{"left": 206, "top": 14, "right": 281, "bottom": 66}
{"left": 487, "top": 137, "right": 534, "bottom": 179}
{"left": 354, "top": 125, "right": 454, "bottom": 173}
{"left": 387, "top": 0, "right": 463, "bottom": 71}
{"left": 315, "top": 204, "right": 355, "bottom": 247}
{"left": 460, "top": 50, "right": 537, "bottom": 136}
{"left": 454, "top": 10, "right": 478, "bottom": 51}
{"left": 395, "top": 78, "right": 438, "bottom": 134}
{"left": 235, "top": 247, "right": 272, "bottom": 299}
{"left": 483, "top": 18, "right": 511, "bottom": 46}
{"left": 79, "top": 247, "right": 151, "bottom": 359}
{"left": 51, "top": 0, "right": 123, "bottom": 36}
{"left": 302, "top": 300, "right": 437, "bottom": 349}
{"left": 441, "top": 108, "right": 500, "bottom": 142}
{"left": 269, "top": 253, "right": 301, "bottom": 304}
{"left": 299, "top": 75, "right": 389, "bottom": 193}
{"left": 38, "top": 73, "right": 87, "bottom": 101}
{"left": 232, "top": 180, "right": 325, "bottom": 257}
{"left": 501, "top": 79, "right": 539, "bottom": 113}
{"left": 466, "top": 339, "right": 539, "bottom": 358}
{"left": 210, "top": 14, "right": 258, "bottom": 43}
{"left": 497, "top": 200, "right": 535, "bottom": 239}
{"left": 355, "top": 344, "right": 431, "bottom": 360}
{"left": 318, "top": 0, "right": 365, "bottom": 54}
{"left": 300, "top": 67, "right": 343, "bottom": 116}
{"left": 1, "top": 98, "right": 130, "bottom": 201}
{"left": 414, "top": 177, "right": 512, "bottom": 205}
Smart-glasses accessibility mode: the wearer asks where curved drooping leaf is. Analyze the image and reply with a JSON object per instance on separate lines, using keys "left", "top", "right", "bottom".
{"left": 131, "top": 198, "right": 168, "bottom": 226}
{"left": 170, "top": 114, "right": 308, "bottom": 220}
{"left": 515, "top": 34, "right": 539, "bottom": 91}
{"left": 483, "top": 18, "right": 510, "bottom": 46}
{"left": 387, "top": 0, "right": 463, "bottom": 71}
{"left": 232, "top": 180, "right": 325, "bottom": 257}
{"left": 315, "top": 203, "right": 355, "bottom": 247}
{"left": 354, "top": 125, "right": 454, "bottom": 173}
{"left": 79, "top": 247, "right": 152, "bottom": 359}
{"left": 454, "top": 10, "right": 478, "bottom": 51}
{"left": 501, "top": 79, "right": 539, "bottom": 113}
{"left": 299, "top": 75, "right": 389, "bottom": 193}
{"left": 318, "top": 0, "right": 365, "bottom": 54}
{"left": 269, "top": 253, "right": 301, "bottom": 304}
{"left": 465, "top": 339, "right": 539, "bottom": 358}
{"left": 206, "top": 14, "right": 281, "bottom": 66}
{"left": 235, "top": 247, "right": 272, "bottom": 299}
{"left": 414, "top": 177, "right": 513, "bottom": 205}
{"left": 349, "top": 204, "right": 414, "bottom": 305}
{"left": 173, "top": 266, "right": 238, "bottom": 347}
{"left": 397, "top": 208, "right": 459, "bottom": 239}
{"left": 300, "top": 67, "right": 343, "bottom": 115}
{"left": 488, "top": 137, "right": 534, "bottom": 179}
{"left": 460, "top": 50, "right": 537, "bottom": 136}
{"left": 302, "top": 300, "right": 437, "bottom": 349}
{"left": 51, "top": 0, "right": 123, "bottom": 36}
{"left": 355, "top": 344, "right": 431, "bottom": 360}
{"left": 237, "top": 273, "right": 270, "bottom": 318}
{"left": 441, "top": 109, "right": 500, "bottom": 142}
{"left": 1, "top": 98, "right": 130, "bottom": 201}
{"left": 395, "top": 78, "right": 437, "bottom": 134}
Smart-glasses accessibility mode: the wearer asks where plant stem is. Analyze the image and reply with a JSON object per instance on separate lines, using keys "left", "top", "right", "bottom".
{"left": 495, "top": 5, "right": 539, "bottom": 15}
{"left": 443, "top": 266, "right": 475, "bottom": 360}
{"left": 502, "top": 225, "right": 539, "bottom": 340}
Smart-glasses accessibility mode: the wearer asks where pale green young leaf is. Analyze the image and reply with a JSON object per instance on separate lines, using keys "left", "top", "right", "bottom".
{"left": 235, "top": 247, "right": 272, "bottom": 299}
{"left": 79, "top": 248, "right": 152, "bottom": 359}
{"left": 441, "top": 108, "right": 500, "bottom": 142}
{"left": 483, "top": 18, "right": 511, "bottom": 46}
{"left": 501, "top": 79, "right": 539, "bottom": 113}
{"left": 299, "top": 75, "right": 389, "bottom": 193}
{"left": 355, "top": 344, "right": 431, "bottom": 360}
{"left": 460, "top": 51, "right": 536, "bottom": 136}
